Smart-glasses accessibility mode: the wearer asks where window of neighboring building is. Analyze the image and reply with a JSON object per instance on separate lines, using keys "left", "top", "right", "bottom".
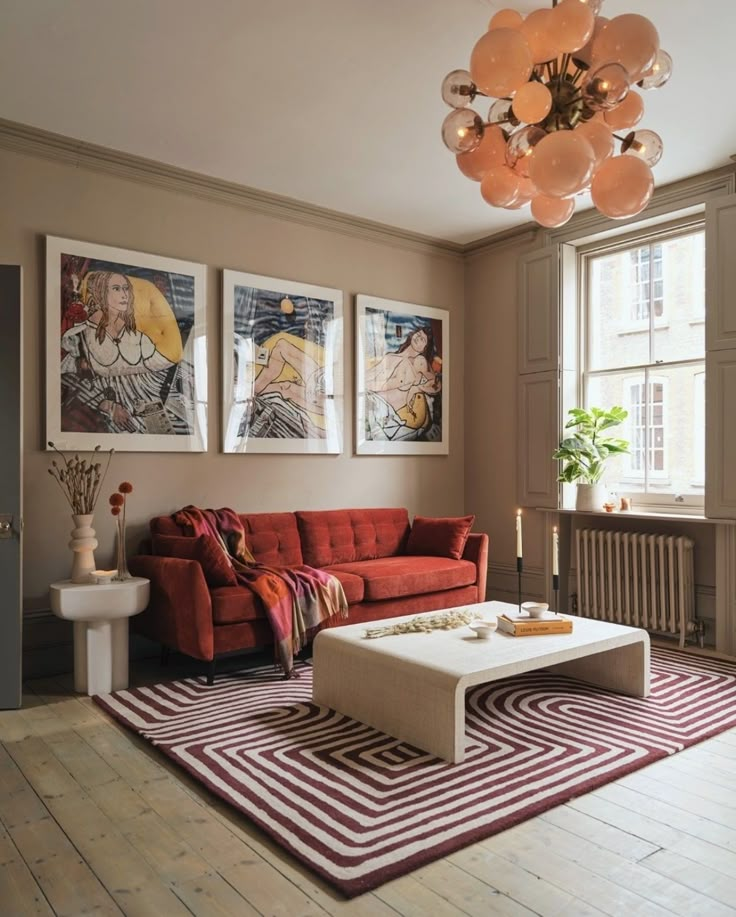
{"left": 626, "top": 378, "right": 666, "bottom": 478}
{"left": 581, "top": 226, "right": 705, "bottom": 506}
{"left": 630, "top": 244, "right": 663, "bottom": 322}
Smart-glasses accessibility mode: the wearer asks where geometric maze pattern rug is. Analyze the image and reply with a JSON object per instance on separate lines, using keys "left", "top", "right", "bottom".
{"left": 94, "top": 647, "right": 736, "bottom": 897}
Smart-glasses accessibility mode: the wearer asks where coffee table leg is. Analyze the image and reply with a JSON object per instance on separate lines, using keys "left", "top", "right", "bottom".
{"left": 313, "top": 638, "right": 466, "bottom": 763}
{"left": 550, "top": 637, "right": 650, "bottom": 697}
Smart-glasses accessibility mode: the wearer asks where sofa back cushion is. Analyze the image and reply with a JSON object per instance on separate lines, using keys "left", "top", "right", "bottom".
{"left": 406, "top": 514, "right": 475, "bottom": 560}
{"left": 149, "top": 511, "right": 303, "bottom": 567}
{"left": 238, "top": 512, "right": 303, "bottom": 566}
{"left": 150, "top": 515, "right": 182, "bottom": 537}
{"left": 296, "top": 508, "right": 410, "bottom": 568}
{"left": 152, "top": 534, "right": 238, "bottom": 587}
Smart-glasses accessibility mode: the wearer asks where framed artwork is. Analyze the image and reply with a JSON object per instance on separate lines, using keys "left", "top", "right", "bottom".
{"left": 46, "top": 236, "right": 207, "bottom": 452}
{"left": 356, "top": 295, "right": 449, "bottom": 455}
{"left": 222, "top": 270, "right": 343, "bottom": 453}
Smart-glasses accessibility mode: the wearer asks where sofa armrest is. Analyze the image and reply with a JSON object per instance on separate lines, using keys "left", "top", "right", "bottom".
{"left": 462, "top": 533, "right": 489, "bottom": 602}
{"left": 129, "top": 555, "right": 214, "bottom": 661}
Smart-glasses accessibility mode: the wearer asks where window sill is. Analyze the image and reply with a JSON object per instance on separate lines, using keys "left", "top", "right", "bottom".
{"left": 536, "top": 507, "right": 735, "bottom": 525}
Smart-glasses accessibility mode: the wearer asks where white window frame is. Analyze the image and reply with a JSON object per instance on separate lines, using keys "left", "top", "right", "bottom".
{"left": 578, "top": 222, "right": 706, "bottom": 511}
{"left": 692, "top": 370, "right": 705, "bottom": 488}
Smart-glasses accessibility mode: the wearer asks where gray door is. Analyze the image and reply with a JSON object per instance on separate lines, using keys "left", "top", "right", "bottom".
{"left": 0, "top": 265, "right": 22, "bottom": 708}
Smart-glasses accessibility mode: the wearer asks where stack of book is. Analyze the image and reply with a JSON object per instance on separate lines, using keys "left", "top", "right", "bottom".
{"left": 496, "top": 610, "right": 573, "bottom": 636}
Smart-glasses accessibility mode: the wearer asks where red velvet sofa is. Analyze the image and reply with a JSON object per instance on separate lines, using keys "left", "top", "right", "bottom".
{"left": 129, "top": 507, "right": 488, "bottom": 681}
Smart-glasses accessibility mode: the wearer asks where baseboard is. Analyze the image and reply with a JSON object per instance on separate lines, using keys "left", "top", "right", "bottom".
{"left": 22, "top": 609, "right": 160, "bottom": 681}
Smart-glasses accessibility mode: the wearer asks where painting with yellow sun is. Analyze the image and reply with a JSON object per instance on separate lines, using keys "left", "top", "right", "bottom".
{"left": 46, "top": 236, "right": 207, "bottom": 453}
{"left": 222, "top": 270, "right": 344, "bottom": 454}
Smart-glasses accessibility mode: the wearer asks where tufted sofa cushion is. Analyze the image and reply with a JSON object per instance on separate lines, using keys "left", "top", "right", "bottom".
{"left": 149, "top": 511, "right": 303, "bottom": 566}
{"left": 238, "top": 512, "right": 303, "bottom": 566}
{"left": 295, "top": 508, "right": 410, "bottom": 568}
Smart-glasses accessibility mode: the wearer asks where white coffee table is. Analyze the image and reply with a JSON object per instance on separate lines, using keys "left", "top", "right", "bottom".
{"left": 312, "top": 600, "right": 650, "bottom": 763}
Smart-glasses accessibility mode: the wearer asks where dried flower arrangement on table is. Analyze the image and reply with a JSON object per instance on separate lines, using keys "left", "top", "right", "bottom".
{"left": 364, "top": 609, "right": 476, "bottom": 638}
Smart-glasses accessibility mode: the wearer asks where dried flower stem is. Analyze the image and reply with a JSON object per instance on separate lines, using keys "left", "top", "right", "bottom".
{"left": 47, "top": 442, "right": 114, "bottom": 514}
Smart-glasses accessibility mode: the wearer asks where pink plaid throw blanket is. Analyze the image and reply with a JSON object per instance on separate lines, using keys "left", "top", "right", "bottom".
{"left": 174, "top": 506, "right": 348, "bottom": 677}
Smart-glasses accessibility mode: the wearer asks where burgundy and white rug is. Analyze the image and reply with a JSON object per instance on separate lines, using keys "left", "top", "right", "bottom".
{"left": 95, "top": 647, "right": 736, "bottom": 897}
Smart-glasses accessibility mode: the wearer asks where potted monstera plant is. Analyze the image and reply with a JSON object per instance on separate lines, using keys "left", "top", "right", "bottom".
{"left": 553, "top": 406, "right": 630, "bottom": 511}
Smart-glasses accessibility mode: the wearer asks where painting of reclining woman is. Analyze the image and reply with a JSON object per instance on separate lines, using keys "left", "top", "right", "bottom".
{"left": 356, "top": 295, "right": 449, "bottom": 455}
{"left": 46, "top": 237, "right": 207, "bottom": 452}
{"left": 222, "top": 270, "right": 343, "bottom": 453}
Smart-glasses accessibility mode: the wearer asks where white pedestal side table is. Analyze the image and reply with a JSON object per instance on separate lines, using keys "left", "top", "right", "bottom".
{"left": 49, "top": 577, "right": 150, "bottom": 695}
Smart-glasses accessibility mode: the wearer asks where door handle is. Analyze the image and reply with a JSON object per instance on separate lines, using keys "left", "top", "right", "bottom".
{"left": 0, "top": 515, "right": 14, "bottom": 538}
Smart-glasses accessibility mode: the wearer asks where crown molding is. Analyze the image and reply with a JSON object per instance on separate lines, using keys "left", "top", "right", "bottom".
{"left": 2, "top": 118, "right": 734, "bottom": 263}
{"left": 464, "top": 225, "right": 540, "bottom": 259}
{"left": 0, "top": 118, "right": 464, "bottom": 261}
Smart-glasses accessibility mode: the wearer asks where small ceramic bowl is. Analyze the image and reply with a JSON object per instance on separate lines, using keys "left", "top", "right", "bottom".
{"left": 92, "top": 569, "right": 117, "bottom": 585}
{"left": 468, "top": 620, "right": 495, "bottom": 639}
{"left": 521, "top": 601, "right": 549, "bottom": 618}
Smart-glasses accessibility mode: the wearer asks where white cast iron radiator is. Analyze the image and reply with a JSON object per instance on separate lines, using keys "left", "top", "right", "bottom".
{"left": 575, "top": 528, "right": 696, "bottom": 648}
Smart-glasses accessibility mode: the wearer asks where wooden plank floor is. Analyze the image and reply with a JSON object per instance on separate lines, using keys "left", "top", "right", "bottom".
{"left": 2, "top": 656, "right": 736, "bottom": 917}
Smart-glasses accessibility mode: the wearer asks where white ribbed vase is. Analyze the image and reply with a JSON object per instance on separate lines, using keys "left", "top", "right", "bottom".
{"left": 69, "top": 513, "right": 98, "bottom": 583}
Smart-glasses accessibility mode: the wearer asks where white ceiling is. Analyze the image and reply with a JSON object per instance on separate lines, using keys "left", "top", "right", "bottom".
{"left": 0, "top": 0, "right": 733, "bottom": 244}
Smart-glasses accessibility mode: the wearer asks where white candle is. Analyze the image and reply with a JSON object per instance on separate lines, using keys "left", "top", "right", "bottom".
{"left": 552, "top": 526, "right": 559, "bottom": 576}
{"left": 516, "top": 509, "right": 523, "bottom": 559}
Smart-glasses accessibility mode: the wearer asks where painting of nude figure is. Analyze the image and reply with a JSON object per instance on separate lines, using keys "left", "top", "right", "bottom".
{"left": 222, "top": 270, "right": 343, "bottom": 453}
{"left": 46, "top": 236, "right": 207, "bottom": 453}
{"left": 356, "top": 295, "right": 449, "bottom": 455}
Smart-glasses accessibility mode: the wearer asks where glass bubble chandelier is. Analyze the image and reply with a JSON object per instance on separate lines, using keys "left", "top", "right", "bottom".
{"left": 441, "top": 0, "right": 671, "bottom": 228}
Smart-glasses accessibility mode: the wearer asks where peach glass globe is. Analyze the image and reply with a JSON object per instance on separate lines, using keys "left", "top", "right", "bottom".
{"left": 591, "top": 14, "right": 660, "bottom": 82}
{"left": 520, "top": 9, "right": 560, "bottom": 64}
{"left": 531, "top": 195, "right": 576, "bottom": 228}
{"left": 604, "top": 90, "right": 644, "bottom": 131}
{"left": 590, "top": 155, "right": 654, "bottom": 219}
{"left": 548, "top": 0, "right": 595, "bottom": 54}
{"left": 529, "top": 130, "right": 596, "bottom": 199}
{"left": 512, "top": 82, "right": 553, "bottom": 124}
{"left": 574, "top": 119, "right": 614, "bottom": 169}
{"left": 470, "top": 28, "right": 533, "bottom": 98}
{"left": 489, "top": 9, "right": 523, "bottom": 31}
{"left": 456, "top": 125, "right": 507, "bottom": 181}
{"left": 480, "top": 165, "right": 522, "bottom": 208}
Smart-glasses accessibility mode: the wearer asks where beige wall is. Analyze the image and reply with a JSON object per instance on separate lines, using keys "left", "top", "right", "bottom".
{"left": 0, "top": 147, "right": 465, "bottom": 606}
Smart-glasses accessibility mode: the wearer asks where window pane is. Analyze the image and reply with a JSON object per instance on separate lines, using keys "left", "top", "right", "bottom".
{"left": 588, "top": 249, "right": 650, "bottom": 370}
{"left": 587, "top": 363, "right": 705, "bottom": 498}
{"left": 586, "top": 375, "right": 643, "bottom": 493}
{"left": 652, "top": 231, "right": 705, "bottom": 362}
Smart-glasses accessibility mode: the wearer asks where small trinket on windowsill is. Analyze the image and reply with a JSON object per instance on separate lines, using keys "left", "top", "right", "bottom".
{"left": 603, "top": 501, "right": 616, "bottom": 513}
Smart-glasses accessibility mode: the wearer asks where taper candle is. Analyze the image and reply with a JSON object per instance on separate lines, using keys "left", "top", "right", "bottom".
{"left": 552, "top": 526, "right": 559, "bottom": 576}
{"left": 516, "top": 509, "right": 523, "bottom": 559}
